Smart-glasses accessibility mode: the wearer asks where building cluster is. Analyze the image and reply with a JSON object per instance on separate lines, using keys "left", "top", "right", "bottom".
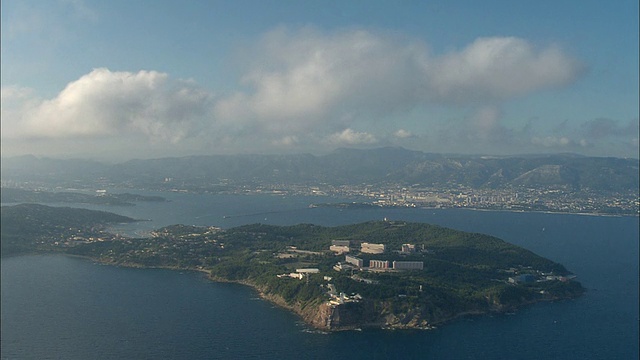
{"left": 329, "top": 240, "right": 388, "bottom": 255}
{"left": 254, "top": 182, "right": 638, "bottom": 216}
{"left": 329, "top": 240, "right": 424, "bottom": 271}
{"left": 330, "top": 240, "right": 420, "bottom": 254}
{"left": 329, "top": 239, "right": 425, "bottom": 272}
{"left": 338, "top": 255, "right": 423, "bottom": 271}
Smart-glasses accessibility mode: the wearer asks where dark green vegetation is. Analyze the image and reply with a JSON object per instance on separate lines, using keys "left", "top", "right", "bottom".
{"left": 0, "top": 204, "right": 137, "bottom": 255}
{"left": 1, "top": 204, "right": 584, "bottom": 329}
{"left": 1, "top": 188, "right": 166, "bottom": 206}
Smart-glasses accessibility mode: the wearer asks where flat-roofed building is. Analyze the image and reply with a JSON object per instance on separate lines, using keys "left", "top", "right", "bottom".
{"left": 330, "top": 245, "right": 350, "bottom": 254}
{"left": 392, "top": 261, "right": 423, "bottom": 270}
{"left": 369, "top": 259, "right": 390, "bottom": 269}
{"left": 277, "top": 272, "right": 304, "bottom": 280}
{"left": 361, "top": 242, "right": 386, "bottom": 254}
{"left": 345, "top": 255, "right": 364, "bottom": 268}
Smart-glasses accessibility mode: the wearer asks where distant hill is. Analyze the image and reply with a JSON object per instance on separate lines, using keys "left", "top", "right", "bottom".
{"left": 1, "top": 148, "right": 638, "bottom": 192}
{"left": 0, "top": 204, "right": 136, "bottom": 255}
{"left": 0, "top": 188, "right": 166, "bottom": 206}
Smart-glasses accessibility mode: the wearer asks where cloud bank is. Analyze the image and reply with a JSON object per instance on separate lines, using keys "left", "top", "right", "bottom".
{"left": 2, "top": 26, "right": 594, "bottom": 157}
{"left": 2, "top": 68, "right": 212, "bottom": 142}
{"left": 214, "top": 27, "right": 583, "bottom": 138}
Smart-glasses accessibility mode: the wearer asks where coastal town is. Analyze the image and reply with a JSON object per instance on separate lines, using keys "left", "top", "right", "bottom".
{"left": 229, "top": 182, "right": 638, "bottom": 216}
{"left": 4, "top": 181, "right": 636, "bottom": 216}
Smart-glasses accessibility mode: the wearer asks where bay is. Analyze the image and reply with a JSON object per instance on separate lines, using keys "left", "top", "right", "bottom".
{"left": 2, "top": 193, "right": 638, "bottom": 359}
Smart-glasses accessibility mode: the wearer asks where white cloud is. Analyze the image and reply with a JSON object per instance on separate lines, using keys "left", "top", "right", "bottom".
{"left": 394, "top": 129, "right": 413, "bottom": 138}
{"left": 326, "top": 128, "right": 378, "bottom": 145}
{"left": 1, "top": 85, "right": 34, "bottom": 99}
{"left": 2, "top": 68, "right": 213, "bottom": 142}
{"left": 429, "top": 37, "right": 584, "bottom": 103}
{"left": 1, "top": 86, "right": 40, "bottom": 137}
{"left": 1, "top": 27, "right": 588, "bottom": 158}
{"left": 215, "top": 27, "right": 583, "bottom": 131}
{"left": 214, "top": 27, "right": 426, "bottom": 134}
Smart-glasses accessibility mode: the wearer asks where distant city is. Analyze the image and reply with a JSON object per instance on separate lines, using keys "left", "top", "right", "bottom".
{"left": 1, "top": 148, "right": 638, "bottom": 216}
{"left": 249, "top": 182, "right": 639, "bottom": 216}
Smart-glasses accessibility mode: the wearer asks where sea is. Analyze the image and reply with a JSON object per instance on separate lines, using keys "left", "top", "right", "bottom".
{"left": 2, "top": 192, "right": 638, "bottom": 360}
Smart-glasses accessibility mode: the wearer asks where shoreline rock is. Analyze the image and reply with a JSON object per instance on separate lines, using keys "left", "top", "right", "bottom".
{"left": 41, "top": 254, "right": 584, "bottom": 332}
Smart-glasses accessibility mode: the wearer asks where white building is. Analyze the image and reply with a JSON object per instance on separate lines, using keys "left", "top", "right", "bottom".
{"left": 345, "top": 255, "right": 364, "bottom": 268}
{"left": 369, "top": 259, "right": 390, "bottom": 269}
{"left": 277, "top": 273, "right": 304, "bottom": 280}
{"left": 330, "top": 245, "right": 350, "bottom": 254}
{"left": 361, "top": 242, "right": 386, "bottom": 254}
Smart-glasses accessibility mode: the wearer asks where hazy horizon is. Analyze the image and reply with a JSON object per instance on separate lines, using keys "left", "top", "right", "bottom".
{"left": 2, "top": 1, "right": 638, "bottom": 161}
{"left": 3, "top": 145, "right": 640, "bottom": 164}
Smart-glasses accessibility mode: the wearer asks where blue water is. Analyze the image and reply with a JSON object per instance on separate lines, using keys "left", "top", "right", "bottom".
{"left": 2, "top": 193, "right": 638, "bottom": 359}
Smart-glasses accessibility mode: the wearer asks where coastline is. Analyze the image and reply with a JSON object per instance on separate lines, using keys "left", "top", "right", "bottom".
{"left": 39, "top": 253, "right": 583, "bottom": 332}
{"left": 308, "top": 201, "right": 638, "bottom": 218}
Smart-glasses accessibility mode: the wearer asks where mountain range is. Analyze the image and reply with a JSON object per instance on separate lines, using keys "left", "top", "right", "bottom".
{"left": 2, "top": 147, "right": 638, "bottom": 192}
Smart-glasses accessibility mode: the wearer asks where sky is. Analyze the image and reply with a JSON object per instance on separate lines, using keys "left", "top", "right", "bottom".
{"left": 1, "top": 0, "right": 638, "bottom": 161}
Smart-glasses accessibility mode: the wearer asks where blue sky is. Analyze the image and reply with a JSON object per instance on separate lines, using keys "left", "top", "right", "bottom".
{"left": 1, "top": 0, "right": 638, "bottom": 160}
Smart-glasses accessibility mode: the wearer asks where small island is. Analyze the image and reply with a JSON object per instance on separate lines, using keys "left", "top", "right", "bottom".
{"left": 1, "top": 204, "right": 584, "bottom": 331}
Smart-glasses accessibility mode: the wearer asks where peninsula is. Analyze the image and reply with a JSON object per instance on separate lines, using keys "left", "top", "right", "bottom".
{"left": 1, "top": 203, "right": 584, "bottom": 331}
